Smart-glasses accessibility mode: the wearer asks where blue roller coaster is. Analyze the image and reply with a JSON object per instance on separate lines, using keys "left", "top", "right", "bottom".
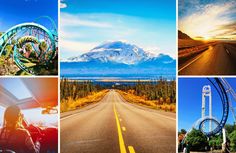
{"left": 0, "top": 16, "right": 58, "bottom": 75}
{"left": 183, "top": 78, "right": 236, "bottom": 139}
{"left": 179, "top": 78, "right": 236, "bottom": 153}
{"left": 199, "top": 78, "right": 229, "bottom": 137}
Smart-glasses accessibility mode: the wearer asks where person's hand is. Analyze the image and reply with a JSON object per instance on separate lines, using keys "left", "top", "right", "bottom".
{"left": 35, "top": 140, "right": 41, "bottom": 151}
{"left": 27, "top": 124, "right": 44, "bottom": 142}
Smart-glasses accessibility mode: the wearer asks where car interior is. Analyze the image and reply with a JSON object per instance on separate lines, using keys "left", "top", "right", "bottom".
{"left": 0, "top": 78, "right": 58, "bottom": 153}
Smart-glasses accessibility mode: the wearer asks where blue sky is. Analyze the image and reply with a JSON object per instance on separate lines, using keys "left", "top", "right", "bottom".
{"left": 178, "top": 0, "right": 236, "bottom": 39}
{"left": 178, "top": 78, "right": 236, "bottom": 132}
{"left": 0, "top": 0, "right": 58, "bottom": 32}
{"left": 60, "top": 0, "right": 176, "bottom": 59}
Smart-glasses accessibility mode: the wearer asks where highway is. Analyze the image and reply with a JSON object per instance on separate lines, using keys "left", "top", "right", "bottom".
{"left": 178, "top": 42, "right": 236, "bottom": 75}
{"left": 60, "top": 90, "right": 176, "bottom": 153}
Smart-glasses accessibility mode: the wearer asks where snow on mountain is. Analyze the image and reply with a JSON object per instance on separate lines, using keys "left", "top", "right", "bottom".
{"left": 65, "top": 41, "right": 160, "bottom": 65}
{"left": 61, "top": 41, "right": 176, "bottom": 77}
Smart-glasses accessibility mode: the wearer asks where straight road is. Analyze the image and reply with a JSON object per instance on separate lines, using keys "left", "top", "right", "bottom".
{"left": 60, "top": 90, "right": 176, "bottom": 153}
{"left": 178, "top": 42, "right": 236, "bottom": 75}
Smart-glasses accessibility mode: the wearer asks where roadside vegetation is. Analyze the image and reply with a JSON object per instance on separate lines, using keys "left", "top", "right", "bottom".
{"left": 178, "top": 41, "right": 218, "bottom": 65}
{"left": 60, "top": 77, "right": 176, "bottom": 113}
{"left": 116, "top": 78, "right": 176, "bottom": 112}
{"left": 60, "top": 78, "right": 108, "bottom": 112}
{"left": 178, "top": 39, "right": 205, "bottom": 49}
{"left": 0, "top": 40, "right": 19, "bottom": 75}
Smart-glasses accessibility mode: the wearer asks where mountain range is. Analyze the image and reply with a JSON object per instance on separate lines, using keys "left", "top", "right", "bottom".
{"left": 61, "top": 41, "right": 176, "bottom": 78}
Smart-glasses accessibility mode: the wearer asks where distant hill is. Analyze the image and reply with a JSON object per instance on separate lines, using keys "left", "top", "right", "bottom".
{"left": 61, "top": 41, "right": 176, "bottom": 78}
{"left": 178, "top": 30, "right": 192, "bottom": 40}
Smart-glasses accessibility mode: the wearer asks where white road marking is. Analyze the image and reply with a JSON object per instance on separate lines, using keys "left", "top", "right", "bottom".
{"left": 178, "top": 53, "right": 204, "bottom": 73}
{"left": 61, "top": 113, "right": 80, "bottom": 121}
{"left": 226, "top": 49, "right": 230, "bottom": 55}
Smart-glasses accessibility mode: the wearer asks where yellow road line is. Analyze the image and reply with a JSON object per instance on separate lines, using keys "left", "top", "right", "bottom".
{"left": 122, "top": 127, "right": 126, "bottom": 131}
{"left": 128, "top": 146, "right": 136, "bottom": 153}
{"left": 113, "top": 104, "right": 127, "bottom": 153}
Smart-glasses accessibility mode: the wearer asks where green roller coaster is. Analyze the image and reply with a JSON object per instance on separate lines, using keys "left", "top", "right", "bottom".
{"left": 0, "top": 16, "right": 58, "bottom": 75}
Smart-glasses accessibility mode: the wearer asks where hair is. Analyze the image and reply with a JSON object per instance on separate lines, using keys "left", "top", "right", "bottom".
{"left": 3, "top": 105, "right": 21, "bottom": 130}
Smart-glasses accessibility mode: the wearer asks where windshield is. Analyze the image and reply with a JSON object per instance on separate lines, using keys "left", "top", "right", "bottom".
{"left": 0, "top": 107, "right": 58, "bottom": 128}
{"left": 0, "top": 106, "right": 4, "bottom": 127}
{"left": 22, "top": 108, "right": 58, "bottom": 127}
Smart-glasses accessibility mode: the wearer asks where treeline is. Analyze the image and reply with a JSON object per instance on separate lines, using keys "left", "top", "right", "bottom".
{"left": 116, "top": 77, "right": 176, "bottom": 104}
{"left": 178, "top": 124, "right": 236, "bottom": 152}
{"left": 60, "top": 78, "right": 104, "bottom": 102}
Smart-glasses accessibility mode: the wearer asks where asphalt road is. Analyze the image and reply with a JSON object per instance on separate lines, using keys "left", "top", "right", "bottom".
{"left": 60, "top": 90, "right": 176, "bottom": 153}
{"left": 178, "top": 42, "right": 236, "bottom": 75}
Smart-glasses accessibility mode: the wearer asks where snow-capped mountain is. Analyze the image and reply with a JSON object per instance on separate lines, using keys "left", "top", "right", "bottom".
{"left": 66, "top": 41, "right": 157, "bottom": 64}
{"left": 61, "top": 41, "right": 176, "bottom": 78}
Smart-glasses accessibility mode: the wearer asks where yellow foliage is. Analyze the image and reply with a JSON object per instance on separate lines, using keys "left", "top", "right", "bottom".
{"left": 117, "top": 90, "right": 175, "bottom": 113}
{"left": 60, "top": 90, "right": 109, "bottom": 112}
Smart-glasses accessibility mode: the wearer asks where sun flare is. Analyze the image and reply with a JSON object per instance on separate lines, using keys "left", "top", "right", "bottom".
{"left": 203, "top": 36, "right": 211, "bottom": 41}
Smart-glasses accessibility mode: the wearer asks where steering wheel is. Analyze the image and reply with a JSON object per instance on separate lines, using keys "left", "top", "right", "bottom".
{"left": 0, "top": 149, "right": 16, "bottom": 153}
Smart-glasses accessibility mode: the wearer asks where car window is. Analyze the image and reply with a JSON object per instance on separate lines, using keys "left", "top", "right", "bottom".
{"left": 0, "top": 106, "right": 5, "bottom": 127}
{"left": 0, "top": 107, "right": 57, "bottom": 128}
{"left": 22, "top": 108, "right": 58, "bottom": 127}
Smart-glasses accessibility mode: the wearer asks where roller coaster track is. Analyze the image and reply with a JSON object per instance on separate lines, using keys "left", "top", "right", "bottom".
{"left": 198, "top": 78, "right": 229, "bottom": 137}
{"left": 182, "top": 78, "right": 231, "bottom": 143}
{"left": 0, "top": 17, "right": 58, "bottom": 75}
{"left": 0, "top": 22, "right": 56, "bottom": 54}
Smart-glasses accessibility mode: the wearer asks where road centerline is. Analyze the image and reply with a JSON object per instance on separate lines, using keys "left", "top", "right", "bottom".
{"left": 226, "top": 48, "right": 230, "bottom": 55}
{"left": 128, "top": 146, "right": 136, "bottom": 153}
{"left": 113, "top": 103, "right": 127, "bottom": 153}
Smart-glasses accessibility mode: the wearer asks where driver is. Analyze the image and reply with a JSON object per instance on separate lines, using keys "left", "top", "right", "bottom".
{"left": 0, "top": 105, "right": 40, "bottom": 153}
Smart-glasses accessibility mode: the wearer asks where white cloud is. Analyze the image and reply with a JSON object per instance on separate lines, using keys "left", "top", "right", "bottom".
{"left": 179, "top": 2, "right": 236, "bottom": 38}
{"left": 61, "top": 39, "right": 98, "bottom": 54}
{"left": 60, "top": 13, "right": 176, "bottom": 58}
{"left": 144, "top": 46, "right": 176, "bottom": 59}
{"left": 60, "top": 29, "right": 84, "bottom": 39}
{"left": 61, "top": 13, "right": 112, "bottom": 28}
{"left": 144, "top": 46, "right": 161, "bottom": 55}
{"left": 60, "top": 0, "right": 67, "bottom": 8}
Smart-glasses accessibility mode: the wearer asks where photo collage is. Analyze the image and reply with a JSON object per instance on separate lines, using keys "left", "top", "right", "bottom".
{"left": 0, "top": 0, "right": 236, "bottom": 153}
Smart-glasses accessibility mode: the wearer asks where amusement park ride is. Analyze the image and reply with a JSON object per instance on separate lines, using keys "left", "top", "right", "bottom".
{"left": 0, "top": 16, "right": 58, "bottom": 75}
{"left": 182, "top": 78, "right": 236, "bottom": 151}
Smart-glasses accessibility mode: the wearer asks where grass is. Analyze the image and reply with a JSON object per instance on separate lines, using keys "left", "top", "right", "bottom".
{"left": 60, "top": 90, "right": 109, "bottom": 113}
{"left": 178, "top": 39, "right": 206, "bottom": 49}
{"left": 117, "top": 90, "right": 176, "bottom": 113}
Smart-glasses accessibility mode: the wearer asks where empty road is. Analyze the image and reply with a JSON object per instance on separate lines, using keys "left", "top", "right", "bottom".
{"left": 179, "top": 42, "right": 236, "bottom": 75}
{"left": 60, "top": 90, "right": 176, "bottom": 153}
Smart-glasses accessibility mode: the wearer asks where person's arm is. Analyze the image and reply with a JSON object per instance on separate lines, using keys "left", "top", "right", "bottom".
{"left": 24, "top": 130, "right": 40, "bottom": 153}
